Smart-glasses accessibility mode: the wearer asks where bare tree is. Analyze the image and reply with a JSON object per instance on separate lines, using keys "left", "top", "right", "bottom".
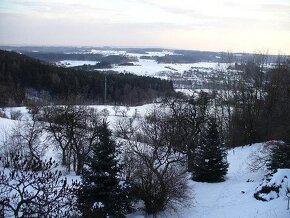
{"left": 9, "top": 109, "right": 23, "bottom": 121}
{"left": 249, "top": 141, "right": 273, "bottom": 172}
{"left": 162, "top": 93, "right": 209, "bottom": 171}
{"left": 133, "top": 108, "right": 141, "bottom": 119}
{"left": 0, "top": 108, "right": 7, "bottom": 118}
{"left": 100, "top": 108, "right": 110, "bottom": 118}
{"left": 43, "top": 105, "right": 75, "bottom": 168}
{"left": 43, "top": 105, "right": 102, "bottom": 174}
{"left": 228, "top": 53, "right": 269, "bottom": 146}
{"left": 0, "top": 111, "right": 45, "bottom": 167}
{"left": 70, "top": 107, "right": 101, "bottom": 174}
{"left": 286, "top": 187, "right": 290, "bottom": 210}
{"left": 120, "top": 106, "right": 130, "bottom": 117}
{"left": 0, "top": 130, "right": 24, "bottom": 168}
{"left": 114, "top": 117, "right": 138, "bottom": 140}
{"left": 0, "top": 155, "right": 79, "bottom": 217}
{"left": 123, "top": 109, "right": 190, "bottom": 215}
{"left": 18, "top": 117, "right": 45, "bottom": 162}
{"left": 113, "top": 105, "right": 120, "bottom": 116}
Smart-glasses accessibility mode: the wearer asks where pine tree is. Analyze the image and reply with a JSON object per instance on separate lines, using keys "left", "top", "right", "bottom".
{"left": 78, "top": 121, "right": 131, "bottom": 217}
{"left": 193, "top": 118, "right": 229, "bottom": 182}
{"left": 268, "top": 141, "right": 290, "bottom": 173}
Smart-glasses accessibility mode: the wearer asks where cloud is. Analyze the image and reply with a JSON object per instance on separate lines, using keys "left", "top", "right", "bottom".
{"left": 0, "top": 0, "right": 122, "bottom": 20}
{"left": 0, "top": 0, "right": 289, "bottom": 54}
{"left": 136, "top": 0, "right": 199, "bottom": 16}
{"left": 258, "top": 2, "right": 290, "bottom": 16}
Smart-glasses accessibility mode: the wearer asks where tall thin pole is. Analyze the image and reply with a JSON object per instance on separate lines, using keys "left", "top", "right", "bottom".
{"left": 104, "top": 75, "right": 107, "bottom": 104}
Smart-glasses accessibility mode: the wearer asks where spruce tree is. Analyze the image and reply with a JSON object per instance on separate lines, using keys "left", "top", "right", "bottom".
{"left": 78, "top": 121, "right": 131, "bottom": 217}
{"left": 268, "top": 141, "right": 290, "bottom": 172}
{"left": 193, "top": 118, "right": 229, "bottom": 182}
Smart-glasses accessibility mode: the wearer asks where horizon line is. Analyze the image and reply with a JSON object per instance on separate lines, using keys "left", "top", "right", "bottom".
{"left": 0, "top": 44, "right": 289, "bottom": 56}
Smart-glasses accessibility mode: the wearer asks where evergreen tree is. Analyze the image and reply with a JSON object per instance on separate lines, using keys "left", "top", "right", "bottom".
{"left": 78, "top": 121, "right": 131, "bottom": 217}
{"left": 268, "top": 141, "right": 290, "bottom": 173}
{"left": 193, "top": 118, "right": 229, "bottom": 182}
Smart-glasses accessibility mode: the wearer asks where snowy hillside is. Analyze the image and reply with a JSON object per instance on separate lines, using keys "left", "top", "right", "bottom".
{"left": 125, "top": 143, "right": 289, "bottom": 218}
{"left": 0, "top": 106, "right": 289, "bottom": 218}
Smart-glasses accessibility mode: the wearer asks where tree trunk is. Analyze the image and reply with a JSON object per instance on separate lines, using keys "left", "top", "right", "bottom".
{"left": 187, "top": 150, "right": 194, "bottom": 172}
{"left": 76, "top": 155, "right": 83, "bottom": 175}
{"left": 61, "top": 149, "right": 67, "bottom": 166}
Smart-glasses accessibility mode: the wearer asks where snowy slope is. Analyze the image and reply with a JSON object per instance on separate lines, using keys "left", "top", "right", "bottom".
{"left": 150, "top": 144, "right": 289, "bottom": 218}
{"left": 0, "top": 117, "right": 19, "bottom": 139}
{"left": 0, "top": 107, "right": 289, "bottom": 218}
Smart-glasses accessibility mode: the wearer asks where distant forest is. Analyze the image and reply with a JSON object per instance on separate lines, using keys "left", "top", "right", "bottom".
{"left": 0, "top": 50, "right": 173, "bottom": 106}
{"left": 0, "top": 46, "right": 280, "bottom": 64}
{"left": 22, "top": 52, "right": 137, "bottom": 64}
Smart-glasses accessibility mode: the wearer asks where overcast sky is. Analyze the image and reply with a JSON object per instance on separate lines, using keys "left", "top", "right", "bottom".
{"left": 0, "top": 0, "right": 289, "bottom": 54}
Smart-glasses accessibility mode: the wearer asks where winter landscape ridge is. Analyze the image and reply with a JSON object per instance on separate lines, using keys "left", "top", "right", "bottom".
{"left": 0, "top": 104, "right": 289, "bottom": 218}
{"left": 0, "top": 46, "right": 290, "bottom": 217}
{"left": 1, "top": 0, "right": 290, "bottom": 216}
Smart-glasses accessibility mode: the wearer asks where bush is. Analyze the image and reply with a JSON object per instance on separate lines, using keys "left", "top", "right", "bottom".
{"left": 0, "top": 155, "right": 79, "bottom": 217}
{"left": 124, "top": 146, "right": 190, "bottom": 215}
{"left": 9, "top": 110, "right": 22, "bottom": 120}
{"left": 254, "top": 185, "right": 280, "bottom": 201}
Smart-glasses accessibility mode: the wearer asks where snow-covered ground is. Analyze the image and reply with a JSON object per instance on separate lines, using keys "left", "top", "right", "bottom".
{"left": 99, "top": 60, "right": 227, "bottom": 77}
{"left": 59, "top": 49, "right": 231, "bottom": 79}
{"left": 57, "top": 60, "right": 99, "bottom": 67}
{"left": 0, "top": 105, "right": 289, "bottom": 218}
{"left": 175, "top": 89, "right": 213, "bottom": 96}
{"left": 141, "top": 144, "right": 288, "bottom": 218}
{"left": 75, "top": 49, "right": 176, "bottom": 58}
{"left": 54, "top": 49, "right": 239, "bottom": 92}
{"left": 58, "top": 58, "right": 228, "bottom": 78}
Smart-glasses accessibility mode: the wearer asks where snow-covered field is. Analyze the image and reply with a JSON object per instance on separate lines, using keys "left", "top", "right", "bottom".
{"left": 59, "top": 49, "right": 230, "bottom": 79}
{"left": 99, "top": 59, "right": 227, "bottom": 77}
{"left": 57, "top": 60, "right": 99, "bottom": 67}
{"left": 0, "top": 105, "right": 289, "bottom": 218}
{"left": 70, "top": 49, "right": 176, "bottom": 58}
{"left": 57, "top": 58, "right": 227, "bottom": 78}
{"left": 52, "top": 49, "right": 240, "bottom": 92}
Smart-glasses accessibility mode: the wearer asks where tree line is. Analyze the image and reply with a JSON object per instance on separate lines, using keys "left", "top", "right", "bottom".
{"left": 21, "top": 51, "right": 138, "bottom": 64}
{"left": 224, "top": 56, "right": 290, "bottom": 146}
{"left": 0, "top": 50, "right": 173, "bottom": 106}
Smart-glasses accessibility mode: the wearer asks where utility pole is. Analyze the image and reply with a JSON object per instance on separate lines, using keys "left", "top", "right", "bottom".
{"left": 104, "top": 75, "right": 107, "bottom": 104}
